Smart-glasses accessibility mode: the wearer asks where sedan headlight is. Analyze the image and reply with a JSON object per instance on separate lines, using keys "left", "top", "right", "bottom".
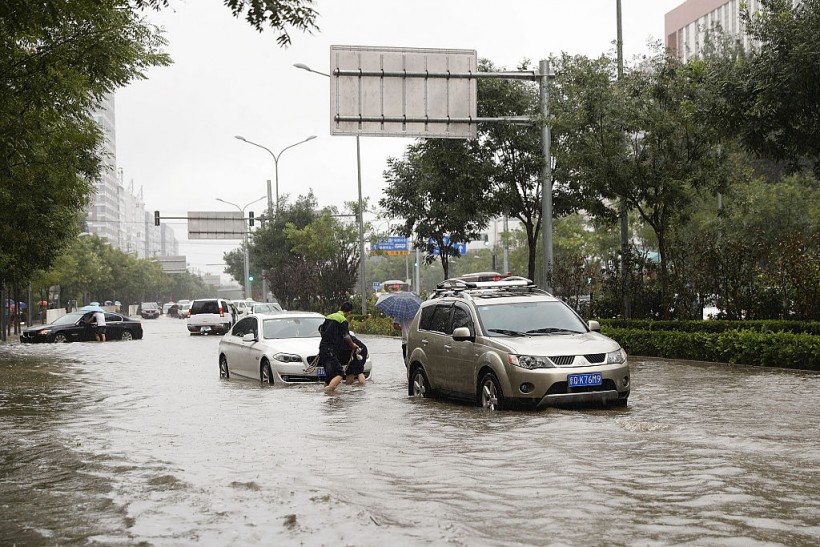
{"left": 273, "top": 353, "right": 303, "bottom": 363}
{"left": 509, "top": 354, "right": 554, "bottom": 369}
{"left": 606, "top": 348, "right": 627, "bottom": 364}
{"left": 38, "top": 329, "right": 51, "bottom": 335}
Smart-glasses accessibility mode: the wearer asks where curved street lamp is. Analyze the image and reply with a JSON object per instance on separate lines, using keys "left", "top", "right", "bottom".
{"left": 216, "top": 195, "right": 266, "bottom": 299}
{"left": 233, "top": 135, "right": 316, "bottom": 213}
{"left": 294, "top": 62, "right": 367, "bottom": 314}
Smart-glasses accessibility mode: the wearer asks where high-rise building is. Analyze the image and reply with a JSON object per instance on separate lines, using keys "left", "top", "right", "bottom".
{"left": 665, "top": 0, "right": 763, "bottom": 61}
{"left": 86, "top": 92, "right": 178, "bottom": 259}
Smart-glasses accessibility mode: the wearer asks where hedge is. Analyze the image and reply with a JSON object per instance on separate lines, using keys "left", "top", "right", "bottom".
{"left": 602, "top": 326, "right": 820, "bottom": 370}
{"left": 599, "top": 318, "right": 820, "bottom": 336}
{"left": 349, "top": 315, "right": 820, "bottom": 371}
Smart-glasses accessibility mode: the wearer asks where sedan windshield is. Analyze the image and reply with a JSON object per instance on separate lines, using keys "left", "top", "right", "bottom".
{"left": 52, "top": 313, "right": 86, "bottom": 326}
{"left": 476, "top": 300, "right": 586, "bottom": 337}
{"left": 262, "top": 317, "right": 324, "bottom": 340}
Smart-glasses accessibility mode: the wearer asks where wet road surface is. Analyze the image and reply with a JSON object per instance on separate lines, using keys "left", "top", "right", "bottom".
{"left": 1, "top": 316, "right": 819, "bottom": 545}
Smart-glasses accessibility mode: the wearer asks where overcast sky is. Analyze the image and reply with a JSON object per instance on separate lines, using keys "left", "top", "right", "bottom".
{"left": 115, "top": 0, "right": 684, "bottom": 279}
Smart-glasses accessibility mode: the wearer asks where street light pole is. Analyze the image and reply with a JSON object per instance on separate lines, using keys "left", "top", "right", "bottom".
{"left": 216, "top": 195, "right": 266, "bottom": 300}
{"left": 234, "top": 134, "right": 316, "bottom": 301}
{"left": 294, "top": 62, "right": 367, "bottom": 315}
{"left": 234, "top": 135, "right": 317, "bottom": 210}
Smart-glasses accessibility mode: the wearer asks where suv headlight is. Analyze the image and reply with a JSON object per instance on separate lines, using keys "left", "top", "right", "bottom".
{"left": 606, "top": 348, "right": 627, "bottom": 364}
{"left": 273, "top": 353, "right": 302, "bottom": 363}
{"left": 509, "top": 355, "right": 554, "bottom": 369}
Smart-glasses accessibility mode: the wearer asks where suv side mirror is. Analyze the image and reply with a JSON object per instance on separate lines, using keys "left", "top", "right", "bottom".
{"left": 452, "top": 326, "right": 474, "bottom": 342}
{"left": 588, "top": 320, "right": 601, "bottom": 332}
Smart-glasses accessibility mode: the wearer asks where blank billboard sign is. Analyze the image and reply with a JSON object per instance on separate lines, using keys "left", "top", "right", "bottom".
{"left": 155, "top": 256, "right": 187, "bottom": 274}
{"left": 330, "top": 45, "right": 477, "bottom": 139}
{"left": 187, "top": 211, "right": 244, "bottom": 240}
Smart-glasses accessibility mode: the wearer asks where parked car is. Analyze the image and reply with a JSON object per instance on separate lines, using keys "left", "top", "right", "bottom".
{"left": 250, "top": 302, "right": 283, "bottom": 314}
{"left": 176, "top": 301, "right": 192, "bottom": 319}
{"left": 21, "top": 311, "right": 143, "bottom": 343}
{"left": 218, "top": 312, "right": 372, "bottom": 384}
{"left": 231, "top": 299, "right": 256, "bottom": 319}
{"left": 187, "top": 298, "right": 235, "bottom": 335}
{"left": 406, "top": 276, "right": 630, "bottom": 410}
{"left": 139, "top": 302, "right": 160, "bottom": 319}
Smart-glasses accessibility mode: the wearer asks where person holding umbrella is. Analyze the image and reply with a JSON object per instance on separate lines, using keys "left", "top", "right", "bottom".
{"left": 375, "top": 291, "right": 421, "bottom": 365}
{"left": 81, "top": 305, "right": 107, "bottom": 342}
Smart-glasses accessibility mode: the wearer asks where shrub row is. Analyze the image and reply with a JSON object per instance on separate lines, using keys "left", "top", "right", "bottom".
{"left": 599, "top": 318, "right": 820, "bottom": 335}
{"left": 350, "top": 315, "right": 399, "bottom": 337}
{"left": 602, "top": 326, "right": 820, "bottom": 370}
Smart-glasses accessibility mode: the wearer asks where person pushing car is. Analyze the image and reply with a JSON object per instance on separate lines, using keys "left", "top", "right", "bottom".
{"left": 318, "top": 301, "right": 361, "bottom": 393}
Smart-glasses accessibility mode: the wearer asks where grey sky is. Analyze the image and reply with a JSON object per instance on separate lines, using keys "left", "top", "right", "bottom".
{"left": 115, "top": 0, "right": 683, "bottom": 279}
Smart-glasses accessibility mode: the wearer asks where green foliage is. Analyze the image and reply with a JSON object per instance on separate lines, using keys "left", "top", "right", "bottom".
{"left": 380, "top": 139, "right": 495, "bottom": 279}
{"left": 249, "top": 192, "right": 359, "bottom": 310}
{"left": 134, "top": 0, "right": 319, "bottom": 46}
{"left": 603, "top": 325, "right": 820, "bottom": 370}
{"left": 29, "top": 234, "right": 212, "bottom": 306}
{"left": 0, "top": 0, "right": 170, "bottom": 283}
{"left": 349, "top": 315, "right": 399, "bottom": 337}
{"left": 707, "top": 0, "right": 820, "bottom": 175}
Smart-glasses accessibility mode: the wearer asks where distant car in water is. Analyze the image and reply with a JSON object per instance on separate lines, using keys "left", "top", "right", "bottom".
{"left": 139, "top": 302, "right": 160, "bottom": 319}
{"left": 21, "top": 311, "right": 143, "bottom": 343}
{"left": 250, "top": 302, "right": 283, "bottom": 314}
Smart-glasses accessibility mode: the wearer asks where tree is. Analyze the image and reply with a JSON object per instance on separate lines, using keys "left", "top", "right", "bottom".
{"left": 0, "top": 1, "right": 170, "bottom": 284}
{"left": 710, "top": 0, "right": 820, "bottom": 175}
{"left": 135, "top": 0, "right": 319, "bottom": 46}
{"left": 381, "top": 139, "right": 495, "bottom": 279}
{"left": 555, "top": 50, "right": 731, "bottom": 318}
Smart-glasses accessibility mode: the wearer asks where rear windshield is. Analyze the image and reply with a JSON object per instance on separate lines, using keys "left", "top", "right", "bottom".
{"left": 191, "top": 300, "right": 220, "bottom": 314}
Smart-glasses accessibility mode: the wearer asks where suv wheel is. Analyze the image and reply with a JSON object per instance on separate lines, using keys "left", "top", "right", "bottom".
{"left": 260, "top": 360, "right": 274, "bottom": 385}
{"left": 478, "top": 372, "right": 504, "bottom": 411}
{"left": 409, "top": 367, "right": 430, "bottom": 398}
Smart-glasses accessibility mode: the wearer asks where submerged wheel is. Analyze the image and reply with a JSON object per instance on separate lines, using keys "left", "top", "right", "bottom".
{"left": 408, "top": 367, "right": 430, "bottom": 398}
{"left": 53, "top": 333, "right": 68, "bottom": 343}
{"left": 219, "top": 354, "right": 229, "bottom": 379}
{"left": 120, "top": 330, "right": 133, "bottom": 341}
{"left": 260, "top": 361, "right": 274, "bottom": 385}
{"left": 478, "top": 372, "right": 504, "bottom": 411}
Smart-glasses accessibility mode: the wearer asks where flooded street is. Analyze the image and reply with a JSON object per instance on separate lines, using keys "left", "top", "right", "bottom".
{"left": 1, "top": 317, "right": 819, "bottom": 546}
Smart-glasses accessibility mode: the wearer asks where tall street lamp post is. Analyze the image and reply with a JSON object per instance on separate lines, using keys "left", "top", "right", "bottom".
{"left": 216, "top": 195, "right": 266, "bottom": 300}
{"left": 234, "top": 135, "right": 316, "bottom": 301}
{"left": 294, "top": 62, "right": 367, "bottom": 315}
{"left": 234, "top": 135, "right": 317, "bottom": 212}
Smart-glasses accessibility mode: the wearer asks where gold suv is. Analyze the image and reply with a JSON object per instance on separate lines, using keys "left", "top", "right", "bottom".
{"left": 406, "top": 277, "right": 630, "bottom": 410}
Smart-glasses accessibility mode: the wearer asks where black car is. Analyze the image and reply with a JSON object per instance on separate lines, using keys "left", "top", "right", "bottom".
{"left": 20, "top": 311, "right": 144, "bottom": 343}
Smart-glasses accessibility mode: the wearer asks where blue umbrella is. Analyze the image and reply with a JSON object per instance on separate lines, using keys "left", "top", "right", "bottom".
{"left": 80, "top": 305, "right": 105, "bottom": 313}
{"left": 375, "top": 291, "right": 422, "bottom": 322}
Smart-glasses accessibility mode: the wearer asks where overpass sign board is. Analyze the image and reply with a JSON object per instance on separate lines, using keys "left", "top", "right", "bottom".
{"left": 330, "top": 45, "right": 477, "bottom": 139}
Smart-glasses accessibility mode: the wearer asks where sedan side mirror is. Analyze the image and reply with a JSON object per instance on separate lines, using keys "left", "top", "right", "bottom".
{"left": 588, "top": 320, "right": 601, "bottom": 332}
{"left": 242, "top": 332, "right": 257, "bottom": 343}
{"left": 452, "top": 326, "right": 474, "bottom": 342}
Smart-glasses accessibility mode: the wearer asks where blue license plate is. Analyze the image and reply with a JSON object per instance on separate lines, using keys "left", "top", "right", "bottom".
{"left": 316, "top": 367, "right": 325, "bottom": 378}
{"left": 568, "top": 372, "right": 602, "bottom": 387}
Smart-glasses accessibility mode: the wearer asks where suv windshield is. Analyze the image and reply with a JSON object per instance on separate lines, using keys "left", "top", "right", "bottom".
{"left": 476, "top": 300, "right": 586, "bottom": 337}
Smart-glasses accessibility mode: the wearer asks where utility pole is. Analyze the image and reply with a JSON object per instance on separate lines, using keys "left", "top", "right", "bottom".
{"left": 617, "top": 0, "right": 632, "bottom": 319}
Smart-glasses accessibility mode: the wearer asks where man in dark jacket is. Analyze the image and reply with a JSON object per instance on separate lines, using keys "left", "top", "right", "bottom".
{"left": 319, "top": 301, "right": 360, "bottom": 392}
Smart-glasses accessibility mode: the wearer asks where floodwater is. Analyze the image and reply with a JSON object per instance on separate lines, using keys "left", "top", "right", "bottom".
{"left": 1, "top": 317, "right": 819, "bottom": 546}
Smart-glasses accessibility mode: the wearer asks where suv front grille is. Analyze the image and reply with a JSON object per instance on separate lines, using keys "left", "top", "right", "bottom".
{"left": 548, "top": 353, "right": 607, "bottom": 367}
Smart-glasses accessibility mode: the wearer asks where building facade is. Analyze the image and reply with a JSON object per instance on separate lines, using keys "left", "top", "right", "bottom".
{"left": 86, "top": 92, "right": 178, "bottom": 261}
{"left": 665, "top": 0, "right": 763, "bottom": 61}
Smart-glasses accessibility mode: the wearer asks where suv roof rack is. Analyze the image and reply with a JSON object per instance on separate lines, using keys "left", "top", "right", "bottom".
{"left": 433, "top": 276, "right": 551, "bottom": 298}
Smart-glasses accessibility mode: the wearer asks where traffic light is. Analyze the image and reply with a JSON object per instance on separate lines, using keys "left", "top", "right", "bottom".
{"left": 248, "top": 275, "right": 254, "bottom": 281}
{"left": 248, "top": 211, "right": 254, "bottom": 227}
{"left": 154, "top": 210, "right": 160, "bottom": 226}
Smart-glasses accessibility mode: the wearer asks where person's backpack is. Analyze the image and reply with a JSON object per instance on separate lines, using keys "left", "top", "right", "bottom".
{"left": 318, "top": 318, "right": 330, "bottom": 334}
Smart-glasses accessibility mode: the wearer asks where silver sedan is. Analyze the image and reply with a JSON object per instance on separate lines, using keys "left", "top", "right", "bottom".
{"left": 217, "top": 312, "right": 372, "bottom": 384}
